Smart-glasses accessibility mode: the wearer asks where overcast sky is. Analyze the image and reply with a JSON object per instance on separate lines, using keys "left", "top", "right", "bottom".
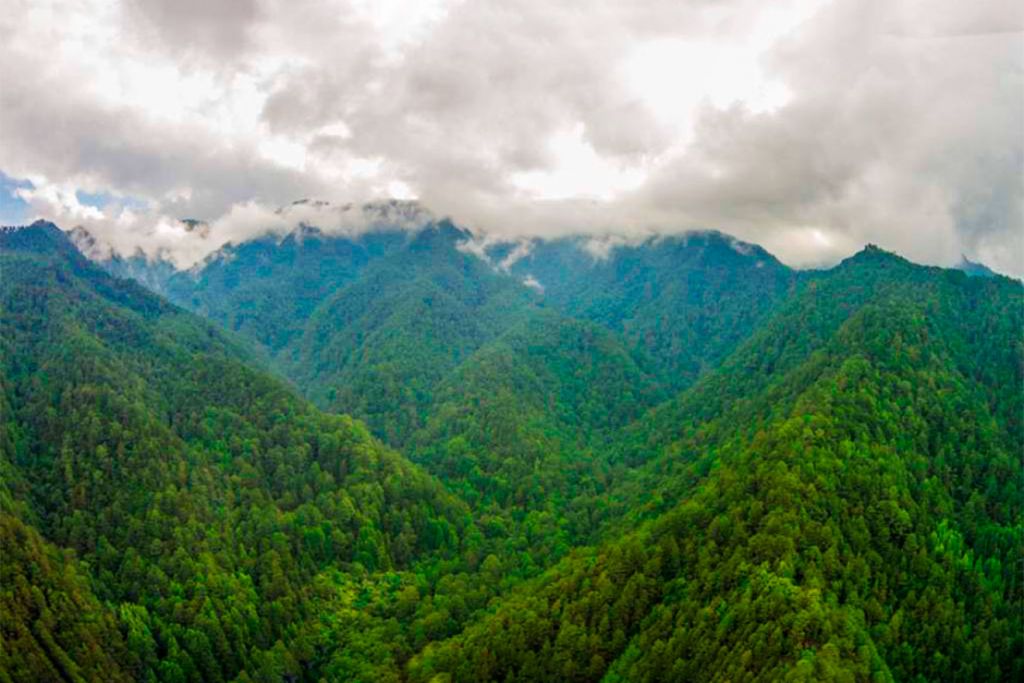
{"left": 1, "top": 0, "right": 1021, "bottom": 274}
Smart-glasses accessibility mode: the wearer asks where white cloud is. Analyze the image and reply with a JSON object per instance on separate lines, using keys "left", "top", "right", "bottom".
{"left": 0, "top": 0, "right": 1019, "bottom": 274}
{"left": 498, "top": 240, "right": 535, "bottom": 271}
{"left": 16, "top": 181, "right": 105, "bottom": 223}
{"left": 521, "top": 274, "right": 544, "bottom": 292}
{"left": 581, "top": 235, "right": 635, "bottom": 261}
{"left": 619, "top": 39, "right": 792, "bottom": 146}
{"left": 511, "top": 123, "right": 648, "bottom": 201}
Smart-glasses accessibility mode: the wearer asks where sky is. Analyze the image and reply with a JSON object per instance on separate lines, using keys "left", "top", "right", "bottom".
{"left": 0, "top": 0, "right": 1021, "bottom": 274}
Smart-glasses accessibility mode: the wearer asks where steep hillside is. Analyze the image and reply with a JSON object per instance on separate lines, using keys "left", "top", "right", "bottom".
{"left": 407, "top": 311, "right": 666, "bottom": 565}
{"left": 289, "top": 222, "right": 541, "bottom": 444}
{"left": 504, "top": 231, "right": 797, "bottom": 389}
{"left": 88, "top": 222, "right": 795, "bottom": 448}
{"left": 0, "top": 222, "right": 475, "bottom": 681}
{"left": 616, "top": 246, "right": 1022, "bottom": 476}
{"left": 408, "top": 247, "right": 1024, "bottom": 682}
{"left": 10, "top": 221, "right": 1020, "bottom": 682}
{"left": 165, "top": 227, "right": 410, "bottom": 353}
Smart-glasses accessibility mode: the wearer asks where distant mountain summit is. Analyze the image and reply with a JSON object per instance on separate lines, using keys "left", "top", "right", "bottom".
{"left": 497, "top": 230, "right": 796, "bottom": 388}
{"left": 1, "top": 219, "right": 69, "bottom": 251}
{"left": 956, "top": 254, "right": 999, "bottom": 278}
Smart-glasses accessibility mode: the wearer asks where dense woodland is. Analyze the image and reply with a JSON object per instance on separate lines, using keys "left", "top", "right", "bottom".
{"left": 1, "top": 220, "right": 1021, "bottom": 681}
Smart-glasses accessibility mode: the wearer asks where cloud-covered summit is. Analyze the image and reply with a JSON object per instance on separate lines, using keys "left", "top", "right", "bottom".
{"left": 1, "top": 0, "right": 1020, "bottom": 274}
{"left": 65, "top": 198, "right": 436, "bottom": 268}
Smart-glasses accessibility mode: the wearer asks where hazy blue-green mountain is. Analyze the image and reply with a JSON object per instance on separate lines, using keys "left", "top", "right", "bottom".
{"left": 956, "top": 254, "right": 1000, "bottom": 278}
{"left": 68, "top": 224, "right": 189, "bottom": 297}
{"left": 500, "top": 231, "right": 797, "bottom": 389}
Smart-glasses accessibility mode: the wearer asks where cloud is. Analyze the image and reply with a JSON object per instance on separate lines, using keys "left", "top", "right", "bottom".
{"left": 0, "top": 0, "right": 1020, "bottom": 274}
{"left": 521, "top": 274, "right": 544, "bottom": 292}
{"left": 22, "top": 175, "right": 434, "bottom": 267}
{"left": 125, "top": 0, "right": 264, "bottom": 62}
{"left": 627, "top": 0, "right": 1023, "bottom": 273}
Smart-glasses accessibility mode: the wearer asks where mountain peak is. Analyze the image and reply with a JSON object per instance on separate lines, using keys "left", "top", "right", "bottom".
{"left": 283, "top": 198, "right": 434, "bottom": 231}
{"left": 859, "top": 242, "right": 893, "bottom": 257}
{"left": 0, "top": 218, "right": 60, "bottom": 234}
{"left": 956, "top": 254, "right": 999, "bottom": 278}
{"left": 0, "top": 219, "right": 74, "bottom": 254}
{"left": 841, "top": 242, "right": 909, "bottom": 268}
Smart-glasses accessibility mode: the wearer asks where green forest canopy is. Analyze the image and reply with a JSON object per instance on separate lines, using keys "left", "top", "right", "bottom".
{"left": 1, "top": 221, "right": 1021, "bottom": 682}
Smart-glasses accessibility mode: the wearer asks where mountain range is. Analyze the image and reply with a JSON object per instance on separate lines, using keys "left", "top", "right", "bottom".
{"left": 2, "top": 212, "right": 1021, "bottom": 682}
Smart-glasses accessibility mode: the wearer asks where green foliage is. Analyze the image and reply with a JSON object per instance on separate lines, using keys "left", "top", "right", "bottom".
{"left": 408, "top": 311, "right": 666, "bottom": 566}
{"left": 504, "top": 231, "right": 797, "bottom": 389}
{"left": 0, "top": 514, "right": 132, "bottom": 682}
{"left": 408, "top": 247, "right": 1024, "bottom": 682}
{"left": 0, "top": 226, "right": 474, "bottom": 681}
{"left": 409, "top": 268, "right": 1024, "bottom": 683}
{"left": 2, "top": 224, "right": 1021, "bottom": 682}
{"left": 290, "top": 222, "right": 539, "bottom": 445}
{"left": 162, "top": 225, "right": 408, "bottom": 352}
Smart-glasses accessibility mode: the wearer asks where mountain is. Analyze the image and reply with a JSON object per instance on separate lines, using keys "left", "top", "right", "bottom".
{"left": 406, "top": 310, "right": 667, "bottom": 561}
{"left": 4, "top": 219, "right": 1021, "bottom": 681}
{"left": 500, "top": 231, "right": 797, "bottom": 390}
{"left": 103, "top": 219, "right": 797, "bottom": 560}
{"left": 289, "top": 221, "right": 541, "bottom": 444}
{"left": 68, "top": 223, "right": 193, "bottom": 297}
{"left": 956, "top": 254, "right": 1000, "bottom": 278}
{"left": 0, "top": 222, "right": 477, "bottom": 681}
{"left": 165, "top": 225, "right": 410, "bottom": 353}
{"left": 407, "top": 245, "right": 1024, "bottom": 682}
{"left": 82, "top": 221, "right": 794, "bottom": 444}
{"left": 68, "top": 200, "right": 437, "bottom": 354}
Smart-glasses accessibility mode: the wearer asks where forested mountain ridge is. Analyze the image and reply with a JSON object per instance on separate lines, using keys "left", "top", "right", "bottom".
{"left": 165, "top": 226, "right": 410, "bottom": 354}
{"left": 613, "top": 244, "right": 1022, "bottom": 470}
{"left": 408, "top": 244, "right": 1024, "bottom": 682}
{"left": 93, "top": 218, "right": 799, "bottom": 569}
{"left": 79, "top": 220, "right": 796, "bottom": 438}
{"left": 0, "top": 222, "right": 480, "bottom": 680}
{"left": 406, "top": 310, "right": 669, "bottom": 563}
{"left": 288, "top": 221, "right": 542, "bottom": 445}
{"left": 2, "top": 219, "right": 1021, "bottom": 681}
{"left": 499, "top": 231, "right": 797, "bottom": 389}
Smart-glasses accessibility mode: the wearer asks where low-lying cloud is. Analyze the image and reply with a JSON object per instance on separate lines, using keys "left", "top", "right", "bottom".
{"left": 0, "top": 0, "right": 1020, "bottom": 275}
